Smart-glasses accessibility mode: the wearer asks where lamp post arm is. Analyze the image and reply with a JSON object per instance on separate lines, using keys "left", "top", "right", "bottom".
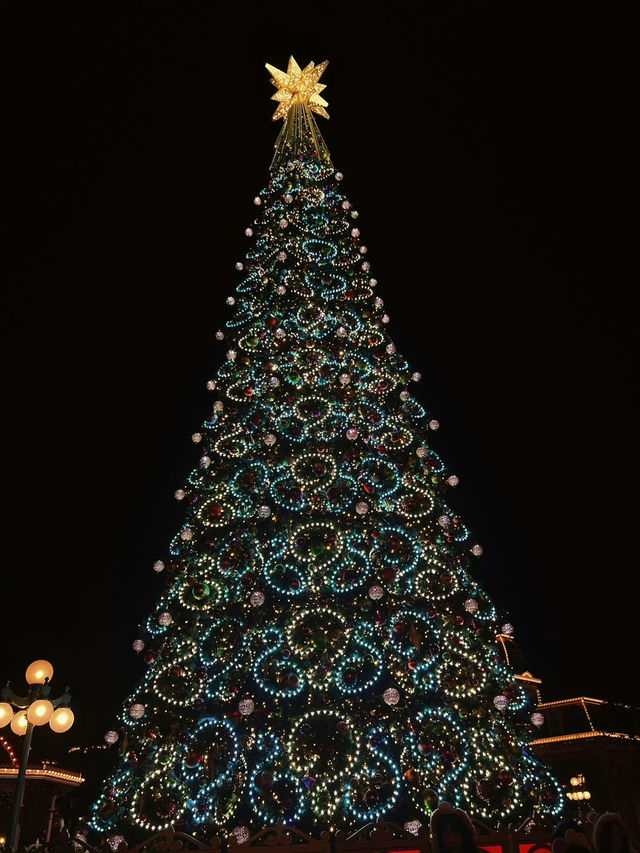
{"left": 1, "top": 687, "right": 30, "bottom": 708}
{"left": 51, "top": 688, "right": 72, "bottom": 708}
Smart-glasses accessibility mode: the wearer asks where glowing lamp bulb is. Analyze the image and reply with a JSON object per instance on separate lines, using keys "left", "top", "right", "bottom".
{"left": 0, "top": 703, "right": 14, "bottom": 728}
{"left": 10, "top": 711, "right": 29, "bottom": 735}
{"left": 25, "top": 659, "right": 54, "bottom": 685}
{"left": 49, "top": 707, "right": 74, "bottom": 733}
{"left": 27, "top": 699, "right": 54, "bottom": 726}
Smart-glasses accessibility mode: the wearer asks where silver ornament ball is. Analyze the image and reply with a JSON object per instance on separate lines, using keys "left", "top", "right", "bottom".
{"left": 383, "top": 688, "right": 400, "bottom": 706}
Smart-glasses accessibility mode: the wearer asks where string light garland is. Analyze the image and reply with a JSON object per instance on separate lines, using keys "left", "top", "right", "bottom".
{"left": 90, "top": 57, "right": 562, "bottom": 839}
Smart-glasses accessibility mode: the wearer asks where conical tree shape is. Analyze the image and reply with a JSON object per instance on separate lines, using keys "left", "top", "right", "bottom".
{"left": 91, "top": 60, "right": 562, "bottom": 839}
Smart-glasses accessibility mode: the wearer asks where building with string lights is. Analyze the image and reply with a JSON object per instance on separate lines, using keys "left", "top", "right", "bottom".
{"left": 0, "top": 732, "right": 84, "bottom": 847}
{"left": 497, "top": 632, "right": 640, "bottom": 843}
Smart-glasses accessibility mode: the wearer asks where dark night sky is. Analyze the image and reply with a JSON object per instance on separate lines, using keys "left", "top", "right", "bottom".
{"left": 1, "top": 2, "right": 637, "bottom": 765}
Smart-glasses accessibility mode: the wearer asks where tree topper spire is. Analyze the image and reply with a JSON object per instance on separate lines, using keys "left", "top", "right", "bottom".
{"left": 265, "top": 56, "right": 333, "bottom": 171}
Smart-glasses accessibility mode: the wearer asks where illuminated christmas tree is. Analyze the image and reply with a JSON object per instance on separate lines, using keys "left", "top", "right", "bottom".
{"left": 91, "top": 57, "right": 562, "bottom": 839}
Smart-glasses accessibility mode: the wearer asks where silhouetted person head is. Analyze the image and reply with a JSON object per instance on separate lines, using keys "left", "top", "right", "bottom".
{"left": 431, "top": 803, "right": 478, "bottom": 853}
{"left": 593, "top": 814, "right": 631, "bottom": 853}
{"left": 551, "top": 826, "right": 590, "bottom": 853}
{"left": 553, "top": 821, "right": 581, "bottom": 840}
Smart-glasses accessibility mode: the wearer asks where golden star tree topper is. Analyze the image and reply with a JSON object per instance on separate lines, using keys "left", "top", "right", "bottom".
{"left": 265, "top": 56, "right": 330, "bottom": 120}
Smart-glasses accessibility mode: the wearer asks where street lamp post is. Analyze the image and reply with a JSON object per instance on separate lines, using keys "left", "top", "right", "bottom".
{"left": 566, "top": 773, "right": 592, "bottom": 821}
{"left": 0, "top": 660, "right": 73, "bottom": 851}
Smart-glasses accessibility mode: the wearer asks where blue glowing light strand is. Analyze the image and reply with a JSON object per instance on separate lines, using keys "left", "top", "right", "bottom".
{"left": 249, "top": 767, "right": 307, "bottom": 825}
{"left": 88, "top": 768, "right": 134, "bottom": 832}
{"left": 387, "top": 609, "right": 438, "bottom": 661}
{"left": 333, "top": 622, "right": 384, "bottom": 694}
{"left": 253, "top": 626, "right": 306, "bottom": 698}
{"left": 198, "top": 617, "right": 249, "bottom": 680}
{"left": 327, "top": 548, "right": 370, "bottom": 594}
{"left": 343, "top": 726, "right": 402, "bottom": 822}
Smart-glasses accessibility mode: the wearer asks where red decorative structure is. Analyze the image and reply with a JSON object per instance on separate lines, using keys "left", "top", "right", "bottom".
{"left": 69, "top": 819, "right": 553, "bottom": 853}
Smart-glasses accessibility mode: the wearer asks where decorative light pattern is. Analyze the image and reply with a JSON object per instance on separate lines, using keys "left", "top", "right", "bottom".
{"left": 90, "top": 62, "right": 562, "bottom": 839}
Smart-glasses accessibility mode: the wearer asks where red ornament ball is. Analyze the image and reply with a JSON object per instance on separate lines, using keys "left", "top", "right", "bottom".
{"left": 184, "top": 751, "right": 203, "bottom": 768}
{"left": 476, "top": 779, "right": 496, "bottom": 801}
{"left": 256, "top": 770, "right": 274, "bottom": 792}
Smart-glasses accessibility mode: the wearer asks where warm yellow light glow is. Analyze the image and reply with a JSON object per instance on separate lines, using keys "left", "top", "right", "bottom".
{"left": 25, "top": 659, "right": 54, "bottom": 685}
{"left": 0, "top": 703, "right": 14, "bottom": 728}
{"left": 532, "top": 730, "right": 633, "bottom": 745}
{"left": 570, "top": 776, "right": 579, "bottom": 786}
{"left": 27, "top": 699, "right": 54, "bottom": 726}
{"left": 10, "top": 710, "right": 28, "bottom": 735}
{"left": 265, "top": 56, "right": 329, "bottom": 120}
{"left": 49, "top": 707, "right": 74, "bottom": 733}
{"left": 0, "top": 767, "right": 84, "bottom": 785}
{"left": 584, "top": 791, "right": 591, "bottom": 799}
{"left": 537, "top": 696, "right": 605, "bottom": 709}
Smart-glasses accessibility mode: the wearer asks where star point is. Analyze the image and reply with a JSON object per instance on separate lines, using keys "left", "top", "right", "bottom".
{"left": 265, "top": 56, "right": 330, "bottom": 120}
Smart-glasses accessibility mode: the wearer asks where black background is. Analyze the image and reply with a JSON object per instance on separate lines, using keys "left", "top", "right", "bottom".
{"left": 1, "top": 1, "right": 637, "bottom": 764}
